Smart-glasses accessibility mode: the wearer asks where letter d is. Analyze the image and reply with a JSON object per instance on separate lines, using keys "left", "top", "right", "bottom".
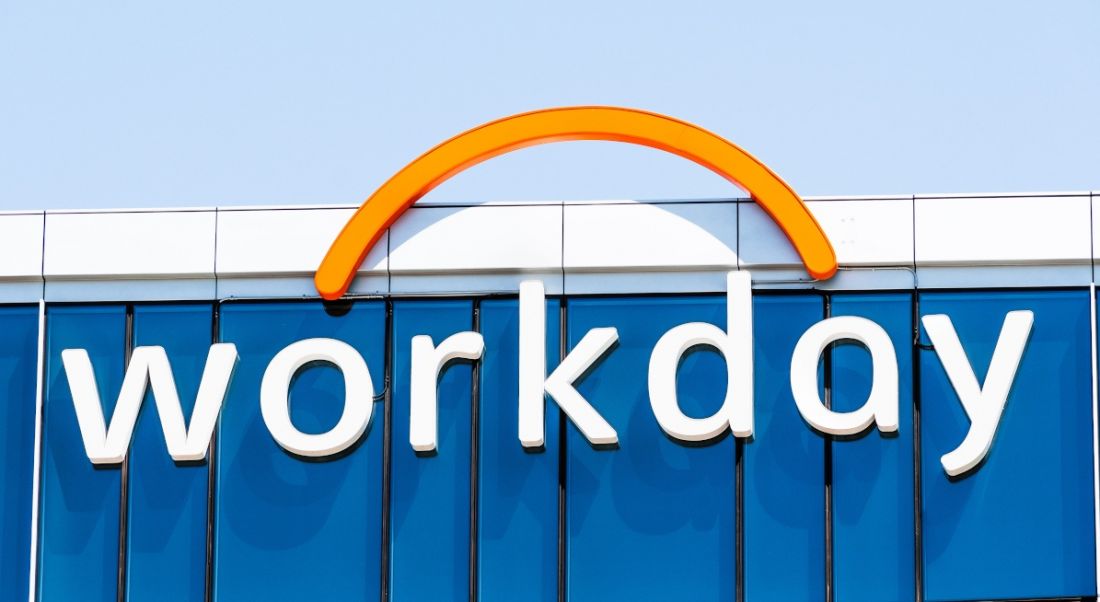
{"left": 647, "top": 270, "right": 754, "bottom": 441}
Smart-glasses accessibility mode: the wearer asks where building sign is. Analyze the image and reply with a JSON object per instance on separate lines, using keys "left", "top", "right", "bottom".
{"left": 63, "top": 270, "right": 1032, "bottom": 480}
{"left": 1, "top": 107, "right": 1096, "bottom": 602}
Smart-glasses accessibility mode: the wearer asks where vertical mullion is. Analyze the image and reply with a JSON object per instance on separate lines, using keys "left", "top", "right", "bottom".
{"left": 557, "top": 298, "right": 567, "bottom": 602}
{"left": 735, "top": 238, "right": 744, "bottom": 602}
{"left": 469, "top": 301, "right": 481, "bottom": 601}
{"left": 911, "top": 292, "right": 924, "bottom": 602}
{"left": 736, "top": 283, "right": 746, "bottom": 602}
{"left": 822, "top": 295, "right": 833, "bottom": 602}
{"left": 910, "top": 196, "right": 923, "bottom": 602}
{"left": 735, "top": 435, "right": 744, "bottom": 602}
{"left": 380, "top": 299, "right": 394, "bottom": 602}
{"left": 1091, "top": 282, "right": 1100, "bottom": 598}
{"left": 205, "top": 302, "right": 220, "bottom": 602}
{"left": 28, "top": 302, "right": 47, "bottom": 602}
{"left": 117, "top": 305, "right": 134, "bottom": 602}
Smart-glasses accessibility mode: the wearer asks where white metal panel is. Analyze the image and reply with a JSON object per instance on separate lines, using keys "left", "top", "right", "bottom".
{"left": 216, "top": 207, "right": 387, "bottom": 276}
{"left": 565, "top": 271, "right": 731, "bottom": 295}
{"left": 914, "top": 195, "right": 1092, "bottom": 288}
{"left": 0, "top": 283, "right": 45, "bottom": 303}
{"left": 738, "top": 199, "right": 914, "bottom": 290}
{"left": 1093, "top": 193, "right": 1100, "bottom": 263}
{"left": 0, "top": 212, "right": 45, "bottom": 302}
{"left": 8, "top": 193, "right": 1096, "bottom": 299}
{"left": 915, "top": 265, "right": 1091, "bottom": 289}
{"left": 215, "top": 207, "right": 388, "bottom": 297}
{"left": 43, "top": 210, "right": 216, "bottom": 279}
{"left": 739, "top": 199, "right": 914, "bottom": 271}
{"left": 0, "top": 213, "right": 45, "bottom": 281}
{"left": 390, "top": 205, "right": 561, "bottom": 272}
{"left": 745, "top": 268, "right": 916, "bottom": 291}
{"left": 738, "top": 202, "right": 797, "bottom": 269}
{"left": 562, "top": 201, "right": 737, "bottom": 294}
{"left": 808, "top": 199, "right": 914, "bottom": 266}
{"left": 563, "top": 202, "right": 738, "bottom": 269}
{"left": 216, "top": 274, "right": 388, "bottom": 298}
{"left": 389, "top": 272, "right": 563, "bottom": 296}
{"left": 803, "top": 194, "right": 913, "bottom": 202}
{"left": 914, "top": 195, "right": 1091, "bottom": 266}
{"left": 908, "top": 191, "right": 1091, "bottom": 199}
{"left": 44, "top": 279, "right": 217, "bottom": 302}
{"left": 389, "top": 205, "right": 562, "bottom": 294}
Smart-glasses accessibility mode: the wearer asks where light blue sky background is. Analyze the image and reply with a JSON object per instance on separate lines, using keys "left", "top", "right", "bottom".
{"left": 1, "top": 1, "right": 1097, "bottom": 210}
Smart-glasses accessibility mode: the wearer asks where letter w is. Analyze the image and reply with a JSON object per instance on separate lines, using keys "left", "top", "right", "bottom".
{"left": 62, "top": 344, "right": 238, "bottom": 465}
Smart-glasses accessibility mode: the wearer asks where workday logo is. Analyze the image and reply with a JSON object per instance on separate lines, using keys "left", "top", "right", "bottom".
{"left": 63, "top": 107, "right": 1032, "bottom": 478}
{"left": 313, "top": 105, "right": 839, "bottom": 300}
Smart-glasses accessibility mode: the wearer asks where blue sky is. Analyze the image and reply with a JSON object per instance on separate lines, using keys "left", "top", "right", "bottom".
{"left": 1, "top": 1, "right": 1097, "bottom": 210}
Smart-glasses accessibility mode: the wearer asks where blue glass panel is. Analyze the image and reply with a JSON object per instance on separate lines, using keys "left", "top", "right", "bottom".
{"left": 215, "top": 302, "right": 385, "bottom": 601}
{"left": 126, "top": 305, "right": 211, "bottom": 602}
{"left": 566, "top": 297, "right": 735, "bottom": 601}
{"left": 39, "top": 305, "right": 127, "bottom": 602}
{"left": 0, "top": 306, "right": 41, "bottom": 602}
{"left": 830, "top": 294, "right": 914, "bottom": 602}
{"left": 390, "top": 300, "right": 474, "bottom": 601}
{"left": 920, "top": 290, "right": 1096, "bottom": 601}
{"left": 477, "top": 299, "right": 559, "bottom": 602}
{"left": 743, "top": 295, "right": 825, "bottom": 602}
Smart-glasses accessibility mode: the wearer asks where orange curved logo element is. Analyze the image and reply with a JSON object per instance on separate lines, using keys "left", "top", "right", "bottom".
{"left": 314, "top": 106, "right": 837, "bottom": 300}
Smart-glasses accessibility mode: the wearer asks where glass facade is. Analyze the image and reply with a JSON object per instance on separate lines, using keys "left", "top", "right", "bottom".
{"left": 0, "top": 306, "right": 40, "bottom": 602}
{"left": 918, "top": 291, "right": 1096, "bottom": 601}
{"left": 1, "top": 289, "right": 1096, "bottom": 601}
{"left": 215, "top": 301, "right": 386, "bottom": 600}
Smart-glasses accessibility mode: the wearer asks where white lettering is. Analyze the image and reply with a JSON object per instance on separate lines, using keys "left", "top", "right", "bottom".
{"left": 922, "top": 310, "right": 1033, "bottom": 477}
{"left": 519, "top": 280, "right": 618, "bottom": 447}
{"left": 409, "top": 332, "right": 484, "bottom": 452}
{"left": 647, "top": 271, "right": 754, "bottom": 442}
{"left": 61, "top": 290, "right": 1034, "bottom": 480}
{"left": 62, "top": 343, "right": 238, "bottom": 464}
{"left": 260, "top": 338, "right": 374, "bottom": 458}
{"left": 789, "top": 316, "right": 898, "bottom": 436}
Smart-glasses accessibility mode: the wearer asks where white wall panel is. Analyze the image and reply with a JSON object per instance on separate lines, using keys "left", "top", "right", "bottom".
{"left": 562, "top": 201, "right": 738, "bottom": 294}
{"left": 0, "top": 212, "right": 45, "bottom": 302}
{"left": 738, "top": 202, "right": 797, "bottom": 271}
{"left": 215, "top": 207, "right": 387, "bottom": 297}
{"left": 563, "top": 202, "right": 738, "bottom": 269}
{"left": 44, "top": 210, "right": 216, "bottom": 279}
{"left": 0, "top": 213, "right": 45, "bottom": 280}
{"left": 808, "top": 199, "right": 913, "bottom": 266}
{"left": 2, "top": 194, "right": 1093, "bottom": 300}
{"left": 43, "top": 210, "right": 217, "bottom": 301}
{"left": 739, "top": 198, "right": 914, "bottom": 288}
{"left": 915, "top": 195, "right": 1091, "bottom": 288}
{"left": 1092, "top": 192, "right": 1100, "bottom": 264}
{"left": 45, "top": 279, "right": 217, "bottom": 302}
{"left": 915, "top": 195, "right": 1090, "bottom": 266}
{"left": 389, "top": 205, "right": 562, "bottom": 294}
{"left": 216, "top": 208, "right": 387, "bottom": 276}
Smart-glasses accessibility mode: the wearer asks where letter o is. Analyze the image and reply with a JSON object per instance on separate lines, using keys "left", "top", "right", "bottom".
{"left": 260, "top": 338, "right": 375, "bottom": 457}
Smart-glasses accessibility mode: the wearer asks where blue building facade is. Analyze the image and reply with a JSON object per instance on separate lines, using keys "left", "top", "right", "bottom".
{"left": 2, "top": 193, "right": 1099, "bottom": 601}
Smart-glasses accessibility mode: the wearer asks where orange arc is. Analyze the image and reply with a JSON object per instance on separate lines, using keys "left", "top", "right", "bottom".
{"left": 315, "top": 106, "right": 837, "bottom": 300}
